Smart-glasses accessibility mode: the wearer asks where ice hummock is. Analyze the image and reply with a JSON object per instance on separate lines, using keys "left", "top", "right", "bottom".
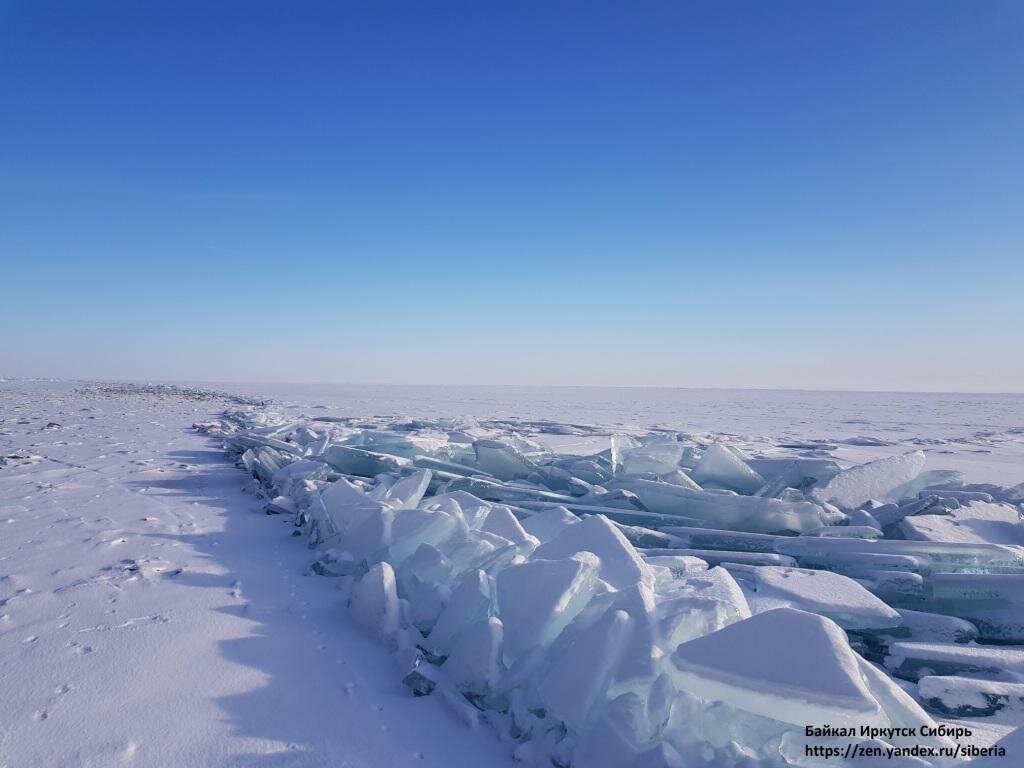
{"left": 202, "top": 402, "right": 1024, "bottom": 767}
{"left": 670, "top": 608, "right": 892, "bottom": 727}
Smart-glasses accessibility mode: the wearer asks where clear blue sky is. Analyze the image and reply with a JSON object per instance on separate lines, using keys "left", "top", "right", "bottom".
{"left": 2, "top": 1, "right": 1022, "bottom": 391}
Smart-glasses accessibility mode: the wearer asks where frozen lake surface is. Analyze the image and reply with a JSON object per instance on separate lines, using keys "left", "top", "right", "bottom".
{"left": 3, "top": 379, "right": 1023, "bottom": 767}
{"left": 208, "top": 382, "right": 1024, "bottom": 485}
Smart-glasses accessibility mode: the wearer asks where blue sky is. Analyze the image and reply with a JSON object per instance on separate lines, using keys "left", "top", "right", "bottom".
{"left": 2, "top": 1, "right": 1022, "bottom": 391}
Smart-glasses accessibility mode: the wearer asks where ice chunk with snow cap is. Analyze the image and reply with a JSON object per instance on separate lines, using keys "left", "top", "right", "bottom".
{"left": 728, "top": 565, "right": 901, "bottom": 630}
{"left": 690, "top": 444, "right": 764, "bottom": 494}
{"left": 520, "top": 505, "right": 579, "bottom": 543}
{"left": 657, "top": 566, "right": 751, "bottom": 646}
{"left": 533, "top": 514, "right": 653, "bottom": 590}
{"left": 670, "top": 607, "right": 889, "bottom": 728}
{"left": 495, "top": 552, "right": 601, "bottom": 664}
{"left": 813, "top": 451, "right": 926, "bottom": 509}
{"left": 478, "top": 504, "right": 536, "bottom": 547}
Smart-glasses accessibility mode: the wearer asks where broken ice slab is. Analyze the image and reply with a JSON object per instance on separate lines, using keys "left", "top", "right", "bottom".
{"left": 909, "top": 573, "right": 1024, "bottom": 643}
{"left": 669, "top": 608, "right": 894, "bottom": 728}
{"left": 885, "top": 641, "right": 1024, "bottom": 681}
{"left": 725, "top": 564, "right": 901, "bottom": 630}
{"left": 495, "top": 552, "right": 601, "bottom": 664}
{"left": 318, "top": 445, "right": 412, "bottom": 477}
{"left": 922, "top": 489, "right": 994, "bottom": 504}
{"left": 444, "top": 617, "right": 504, "bottom": 694}
{"left": 640, "top": 547, "right": 797, "bottom": 568}
{"left": 801, "top": 525, "right": 883, "bottom": 540}
{"left": 270, "top": 457, "right": 332, "bottom": 494}
{"left": 612, "top": 438, "right": 686, "bottom": 478}
{"left": 317, "top": 476, "right": 387, "bottom": 539}
{"left": 379, "top": 469, "right": 433, "bottom": 508}
{"left": 516, "top": 500, "right": 703, "bottom": 530}
{"left": 350, "top": 562, "right": 401, "bottom": 644}
{"left": 412, "top": 455, "right": 496, "bottom": 479}
{"left": 900, "top": 501, "right": 1024, "bottom": 545}
{"left": 426, "top": 569, "right": 494, "bottom": 655}
{"left": 893, "top": 469, "right": 966, "bottom": 500}
{"left": 643, "top": 554, "right": 709, "bottom": 576}
{"left": 659, "top": 526, "right": 780, "bottom": 553}
{"left": 608, "top": 522, "right": 682, "bottom": 549}
{"left": 576, "top": 488, "right": 647, "bottom": 511}
{"left": 658, "top": 566, "right": 752, "bottom": 646}
{"left": 660, "top": 524, "right": 1024, "bottom": 586}
{"left": 471, "top": 439, "right": 538, "bottom": 481}
{"left": 812, "top": 450, "right": 927, "bottom": 509}
{"left": 518, "top": 505, "right": 579, "bottom": 544}
{"left": 440, "top": 476, "right": 577, "bottom": 505}
{"left": 848, "top": 609, "right": 978, "bottom": 664}
{"left": 774, "top": 536, "right": 1024, "bottom": 575}
{"left": 918, "top": 675, "right": 1024, "bottom": 717}
{"left": 535, "top": 602, "right": 635, "bottom": 731}
{"left": 689, "top": 444, "right": 764, "bottom": 494}
{"left": 532, "top": 515, "right": 654, "bottom": 590}
{"left": 226, "top": 432, "right": 306, "bottom": 456}
{"left": 619, "top": 479, "right": 834, "bottom": 534}
{"left": 747, "top": 459, "right": 841, "bottom": 501}
{"left": 345, "top": 430, "right": 449, "bottom": 459}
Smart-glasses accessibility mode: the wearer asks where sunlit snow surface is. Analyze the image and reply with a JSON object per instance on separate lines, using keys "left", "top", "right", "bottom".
{"left": 4, "top": 380, "right": 1024, "bottom": 767}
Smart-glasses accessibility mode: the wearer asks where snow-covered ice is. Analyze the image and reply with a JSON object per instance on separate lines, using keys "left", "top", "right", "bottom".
{"left": 4, "top": 380, "right": 1024, "bottom": 767}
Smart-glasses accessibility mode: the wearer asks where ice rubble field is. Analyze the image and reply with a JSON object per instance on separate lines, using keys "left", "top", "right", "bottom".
{"left": 200, "top": 384, "right": 1024, "bottom": 767}
{"left": 3, "top": 381, "right": 1024, "bottom": 768}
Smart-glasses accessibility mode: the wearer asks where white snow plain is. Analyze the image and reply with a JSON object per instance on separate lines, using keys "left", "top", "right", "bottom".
{"left": 3, "top": 380, "right": 1024, "bottom": 767}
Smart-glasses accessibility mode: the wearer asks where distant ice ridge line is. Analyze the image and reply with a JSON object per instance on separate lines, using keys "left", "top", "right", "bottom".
{"left": 196, "top": 405, "right": 1024, "bottom": 767}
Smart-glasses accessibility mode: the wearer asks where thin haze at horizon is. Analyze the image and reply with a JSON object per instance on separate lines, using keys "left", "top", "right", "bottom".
{"left": 1, "top": 2, "right": 1022, "bottom": 392}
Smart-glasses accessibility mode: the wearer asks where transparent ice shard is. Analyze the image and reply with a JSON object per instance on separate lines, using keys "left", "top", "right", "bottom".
{"left": 625, "top": 479, "right": 833, "bottom": 534}
{"left": 614, "top": 439, "right": 685, "bottom": 478}
{"left": 471, "top": 439, "right": 538, "bottom": 480}
{"left": 318, "top": 476, "right": 385, "bottom": 539}
{"left": 319, "top": 444, "right": 412, "bottom": 477}
{"left": 690, "top": 444, "right": 764, "bottom": 494}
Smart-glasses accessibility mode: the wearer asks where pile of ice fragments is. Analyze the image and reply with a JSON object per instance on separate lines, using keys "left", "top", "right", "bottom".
{"left": 196, "top": 410, "right": 1024, "bottom": 767}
